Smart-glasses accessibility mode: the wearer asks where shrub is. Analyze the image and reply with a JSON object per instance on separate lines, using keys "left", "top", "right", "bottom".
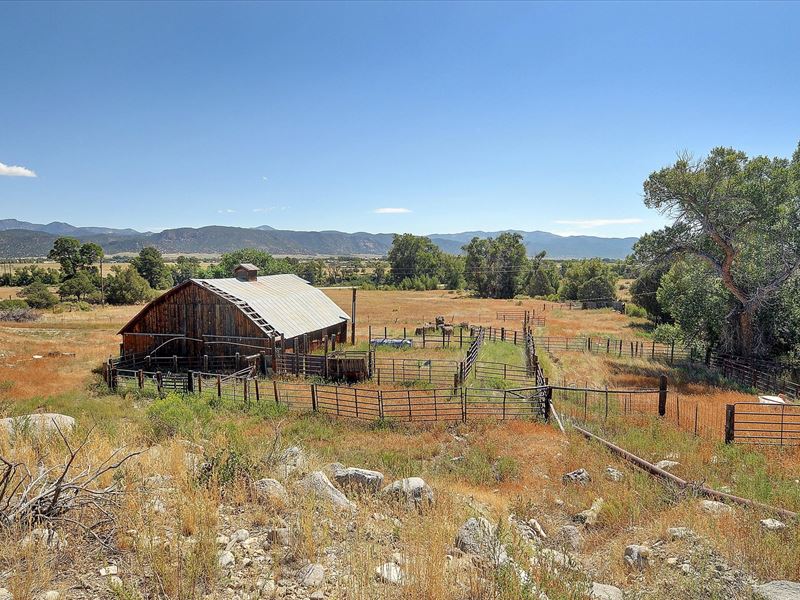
{"left": 19, "top": 282, "right": 59, "bottom": 309}
{"left": 146, "top": 393, "right": 213, "bottom": 441}
{"left": 0, "top": 308, "right": 39, "bottom": 322}
{"left": 625, "top": 303, "right": 648, "bottom": 318}
{"left": 0, "top": 299, "right": 29, "bottom": 310}
{"left": 653, "top": 323, "right": 683, "bottom": 344}
{"left": 106, "top": 266, "right": 155, "bottom": 305}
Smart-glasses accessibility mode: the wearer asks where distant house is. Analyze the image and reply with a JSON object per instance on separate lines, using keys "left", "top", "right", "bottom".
{"left": 118, "top": 265, "right": 349, "bottom": 358}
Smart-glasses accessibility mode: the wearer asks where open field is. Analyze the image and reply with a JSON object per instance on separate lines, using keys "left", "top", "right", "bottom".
{"left": 0, "top": 290, "right": 799, "bottom": 599}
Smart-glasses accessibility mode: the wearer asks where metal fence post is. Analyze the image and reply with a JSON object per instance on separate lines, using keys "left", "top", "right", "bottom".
{"left": 544, "top": 386, "right": 552, "bottom": 422}
{"left": 311, "top": 383, "right": 318, "bottom": 412}
{"left": 658, "top": 375, "right": 668, "bottom": 417}
{"left": 724, "top": 404, "right": 735, "bottom": 444}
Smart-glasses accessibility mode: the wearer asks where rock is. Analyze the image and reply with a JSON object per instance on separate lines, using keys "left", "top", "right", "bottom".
{"left": 531, "top": 547, "right": 574, "bottom": 569}
{"left": 380, "top": 477, "right": 434, "bottom": 507}
{"left": 562, "top": 468, "right": 591, "bottom": 484}
{"left": 699, "top": 499, "right": 734, "bottom": 515}
{"left": 99, "top": 565, "right": 118, "bottom": 577}
{"left": 265, "top": 527, "right": 291, "bottom": 546}
{"left": 297, "top": 563, "right": 325, "bottom": 587}
{"left": 43, "top": 592, "right": 60, "bottom": 600}
{"left": 277, "top": 446, "right": 308, "bottom": 477}
{"left": 216, "top": 534, "right": 230, "bottom": 546}
{"left": 22, "top": 528, "right": 65, "bottom": 550}
{"left": 455, "top": 517, "right": 508, "bottom": 564}
{"left": 253, "top": 478, "right": 289, "bottom": 505}
{"left": 623, "top": 545, "right": 650, "bottom": 570}
{"left": 557, "top": 525, "right": 583, "bottom": 551}
{"left": 299, "top": 471, "right": 356, "bottom": 510}
{"left": 231, "top": 528, "right": 250, "bottom": 543}
{"left": 574, "top": 498, "right": 604, "bottom": 526}
{"left": 218, "top": 550, "right": 235, "bottom": 568}
{"left": 332, "top": 465, "right": 384, "bottom": 493}
{"left": 667, "top": 527, "right": 696, "bottom": 540}
{"left": 654, "top": 460, "right": 680, "bottom": 471}
{"left": 604, "top": 467, "right": 624, "bottom": 482}
{"left": 309, "top": 592, "right": 325, "bottom": 600}
{"left": 509, "top": 514, "right": 546, "bottom": 544}
{"left": 753, "top": 581, "right": 800, "bottom": 600}
{"left": 760, "top": 518, "right": 787, "bottom": 531}
{"left": 0, "top": 589, "right": 10, "bottom": 600}
{"left": 375, "top": 562, "right": 405, "bottom": 584}
{"left": 591, "top": 582, "right": 623, "bottom": 600}
{"left": 0, "top": 413, "right": 76, "bottom": 435}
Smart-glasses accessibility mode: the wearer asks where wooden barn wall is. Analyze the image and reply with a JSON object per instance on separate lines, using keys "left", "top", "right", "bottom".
{"left": 121, "top": 282, "right": 350, "bottom": 358}
{"left": 122, "top": 283, "right": 269, "bottom": 357}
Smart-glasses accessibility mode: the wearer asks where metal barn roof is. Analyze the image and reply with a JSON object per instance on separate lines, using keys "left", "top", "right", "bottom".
{"left": 192, "top": 273, "right": 349, "bottom": 339}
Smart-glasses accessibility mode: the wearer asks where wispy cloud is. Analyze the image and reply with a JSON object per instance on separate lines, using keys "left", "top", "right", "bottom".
{"left": 217, "top": 209, "right": 236, "bottom": 214}
{"left": 554, "top": 217, "right": 643, "bottom": 229}
{"left": 253, "top": 206, "right": 288, "bottom": 213}
{"left": 374, "top": 207, "right": 411, "bottom": 214}
{"left": 0, "top": 161, "right": 37, "bottom": 177}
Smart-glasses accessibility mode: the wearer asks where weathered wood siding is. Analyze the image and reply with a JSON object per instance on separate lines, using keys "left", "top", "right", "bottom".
{"left": 121, "top": 281, "right": 349, "bottom": 357}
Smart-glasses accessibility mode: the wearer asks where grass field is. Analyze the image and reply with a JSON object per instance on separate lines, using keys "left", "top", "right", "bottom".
{"left": 0, "top": 289, "right": 798, "bottom": 598}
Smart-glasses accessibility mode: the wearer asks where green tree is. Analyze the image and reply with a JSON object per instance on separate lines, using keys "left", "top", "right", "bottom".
{"left": 523, "top": 251, "right": 559, "bottom": 297}
{"left": 635, "top": 144, "right": 800, "bottom": 355}
{"left": 297, "top": 260, "right": 325, "bottom": 285}
{"left": 132, "top": 247, "right": 172, "bottom": 289}
{"left": 172, "top": 255, "right": 203, "bottom": 284}
{"left": 58, "top": 270, "right": 97, "bottom": 301}
{"left": 657, "top": 259, "right": 730, "bottom": 349}
{"left": 48, "top": 238, "right": 104, "bottom": 279}
{"left": 558, "top": 259, "right": 616, "bottom": 301}
{"left": 105, "top": 266, "right": 155, "bottom": 305}
{"left": 463, "top": 233, "right": 527, "bottom": 298}
{"left": 629, "top": 263, "right": 671, "bottom": 321}
{"left": 440, "top": 254, "right": 465, "bottom": 290}
{"left": 210, "top": 249, "right": 294, "bottom": 278}
{"left": 19, "top": 281, "right": 58, "bottom": 309}
{"left": 387, "top": 234, "right": 443, "bottom": 285}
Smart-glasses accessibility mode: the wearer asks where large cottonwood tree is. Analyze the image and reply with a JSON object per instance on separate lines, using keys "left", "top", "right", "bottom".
{"left": 635, "top": 144, "right": 800, "bottom": 356}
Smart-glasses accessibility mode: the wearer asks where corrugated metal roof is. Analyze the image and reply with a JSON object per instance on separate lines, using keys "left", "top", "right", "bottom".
{"left": 192, "top": 273, "right": 350, "bottom": 339}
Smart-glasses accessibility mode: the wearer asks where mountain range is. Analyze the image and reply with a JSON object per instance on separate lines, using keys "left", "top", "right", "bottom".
{"left": 0, "top": 220, "right": 637, "bottom": 260}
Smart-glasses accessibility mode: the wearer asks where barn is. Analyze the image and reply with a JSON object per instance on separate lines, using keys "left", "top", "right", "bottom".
{"left": 118, "top": 264, "right": 350, "bottom": 360}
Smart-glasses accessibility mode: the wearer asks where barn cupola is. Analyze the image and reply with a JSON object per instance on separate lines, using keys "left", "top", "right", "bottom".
{"left": 233, "top": 263, "right": 259, "bottom": 282}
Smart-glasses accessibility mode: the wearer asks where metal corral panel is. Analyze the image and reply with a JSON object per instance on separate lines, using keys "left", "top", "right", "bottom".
{"left": 192, "top": 274, "right": 349, "bottom": 339}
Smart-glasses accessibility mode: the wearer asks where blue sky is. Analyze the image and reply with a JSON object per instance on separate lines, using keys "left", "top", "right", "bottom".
{"left": 1, "top": 1, "right": 799, "bottom": 237}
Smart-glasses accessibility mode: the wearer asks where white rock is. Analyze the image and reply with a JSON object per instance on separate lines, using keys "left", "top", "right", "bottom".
{"left": 753, "top": 581, "right": 800, "bottom": 600}
{"left": 216, "top": 534, "right": 230, "bottom": 546}
{"left": 277, "top": 446, "right": 308, "bottom": 477}
{"left": 218, "top": 550, "right": 235, "bottom": 568}
{"left": 333, "top": 466, "right": 384, "bottom": 493}
{"left": 604, "top": 467, "right": 624, "bottom": 482}
{"left": 591, "top": 582, "right": 623, "bottom": 600}
{"left": 299, "top": 471, "right": 356, "bottom": 510}
{"left": 375, "top": 562, "right": 405, "bottom": 584}
{"left": 760, "top": 518, "right": 787, "bottom": 531}
{"left": 297, "top": 563, "right": 325, "bottom": 587}
{"left": 0, "top": 413, "right": 75, "bottom": 435}
{"left": 253, "top": 478, "right": 289, "bottom": 505}
{"left": 231, "top": 528, "right": 250, "bottom": 543}
{"left": 455, "top": 517, "right": 508, "bottom": 564}
{"left": 379, "top": 477, "right": 434, "bottom": 506}
{"left": 265, "top": 527, "right": 291, "bottom": 546}
{"left": 574, "top": 498, "right": 604, "bottom": 526}
{"left": 43, "top": 592, "right": 60, "bottom": 600}
{"left": 667, "top": 527, "right": 696, "bottom": 540}
{"left": 623, "top": 545, "right": 650, "bottom": 570}
{"left": 654, "top": 460, "right": 680, "bottom": 471}
{"left": 99, "top": 565, "right": 118, "bottom": 577}
{"left": 562, "top": 468, "right": 591, "bottom": 484}
{"left": 699, "top": 499, "right": 734, "bottom": 515}
{"left": 557, "top": 525, "right": 583, "bottom": 551}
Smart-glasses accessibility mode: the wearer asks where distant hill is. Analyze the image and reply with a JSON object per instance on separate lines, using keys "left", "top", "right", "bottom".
{"left": 0, "top": 221, "right": 637, "bottom": 259}
{"left": 0, "top": 219, "right": 143, "bottom": 237}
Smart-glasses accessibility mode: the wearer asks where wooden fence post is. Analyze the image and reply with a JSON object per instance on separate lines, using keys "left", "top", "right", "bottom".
{"left": 311, "top": 384, "right": 318, "bottom": 412}
{"left": 216, "top": 374, "right": 221, "bottom": 399}
{"left": 273, "top": 380, "right": 280, "bottom": 405}
{"left": 254, "top": 378, "right": 260, "bottom": 402}
{"left": 544, "top": 386, "right": 552, "bottom": 422}
{"left": 461, "top": 387, "right": 467, "bottom": 423}
{"left": 187, "top": 370, "right": 194, "bottom": 393}
{"left": 658, "top": 375, "right": 668, "bottom": 417}
{"left": 138, "top": 369, "right": 144, "bottom": 389}
{"left": 156, "top": 371, "right": 163, "bottom": 394}
{"left": 378, "top": 390, "right": 384, "bottom": 419}
{"left": 724, "top": 404, "right": 736, "bottom": 444}
{"left": 243, "top": 378, "right": 249, "bottom": 405}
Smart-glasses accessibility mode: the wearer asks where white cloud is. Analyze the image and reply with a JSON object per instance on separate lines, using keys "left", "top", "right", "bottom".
{"left": 0, "top": 161, "right": 37, "bottom": 177}
{"left": 374, "top": 207, "right": 411, "bottom": 214}
{"left": 554, "top": 218, "right": 643, "bottom": 229}
{"left": 217, "top": 209, "right": 236, "bottom": 214}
